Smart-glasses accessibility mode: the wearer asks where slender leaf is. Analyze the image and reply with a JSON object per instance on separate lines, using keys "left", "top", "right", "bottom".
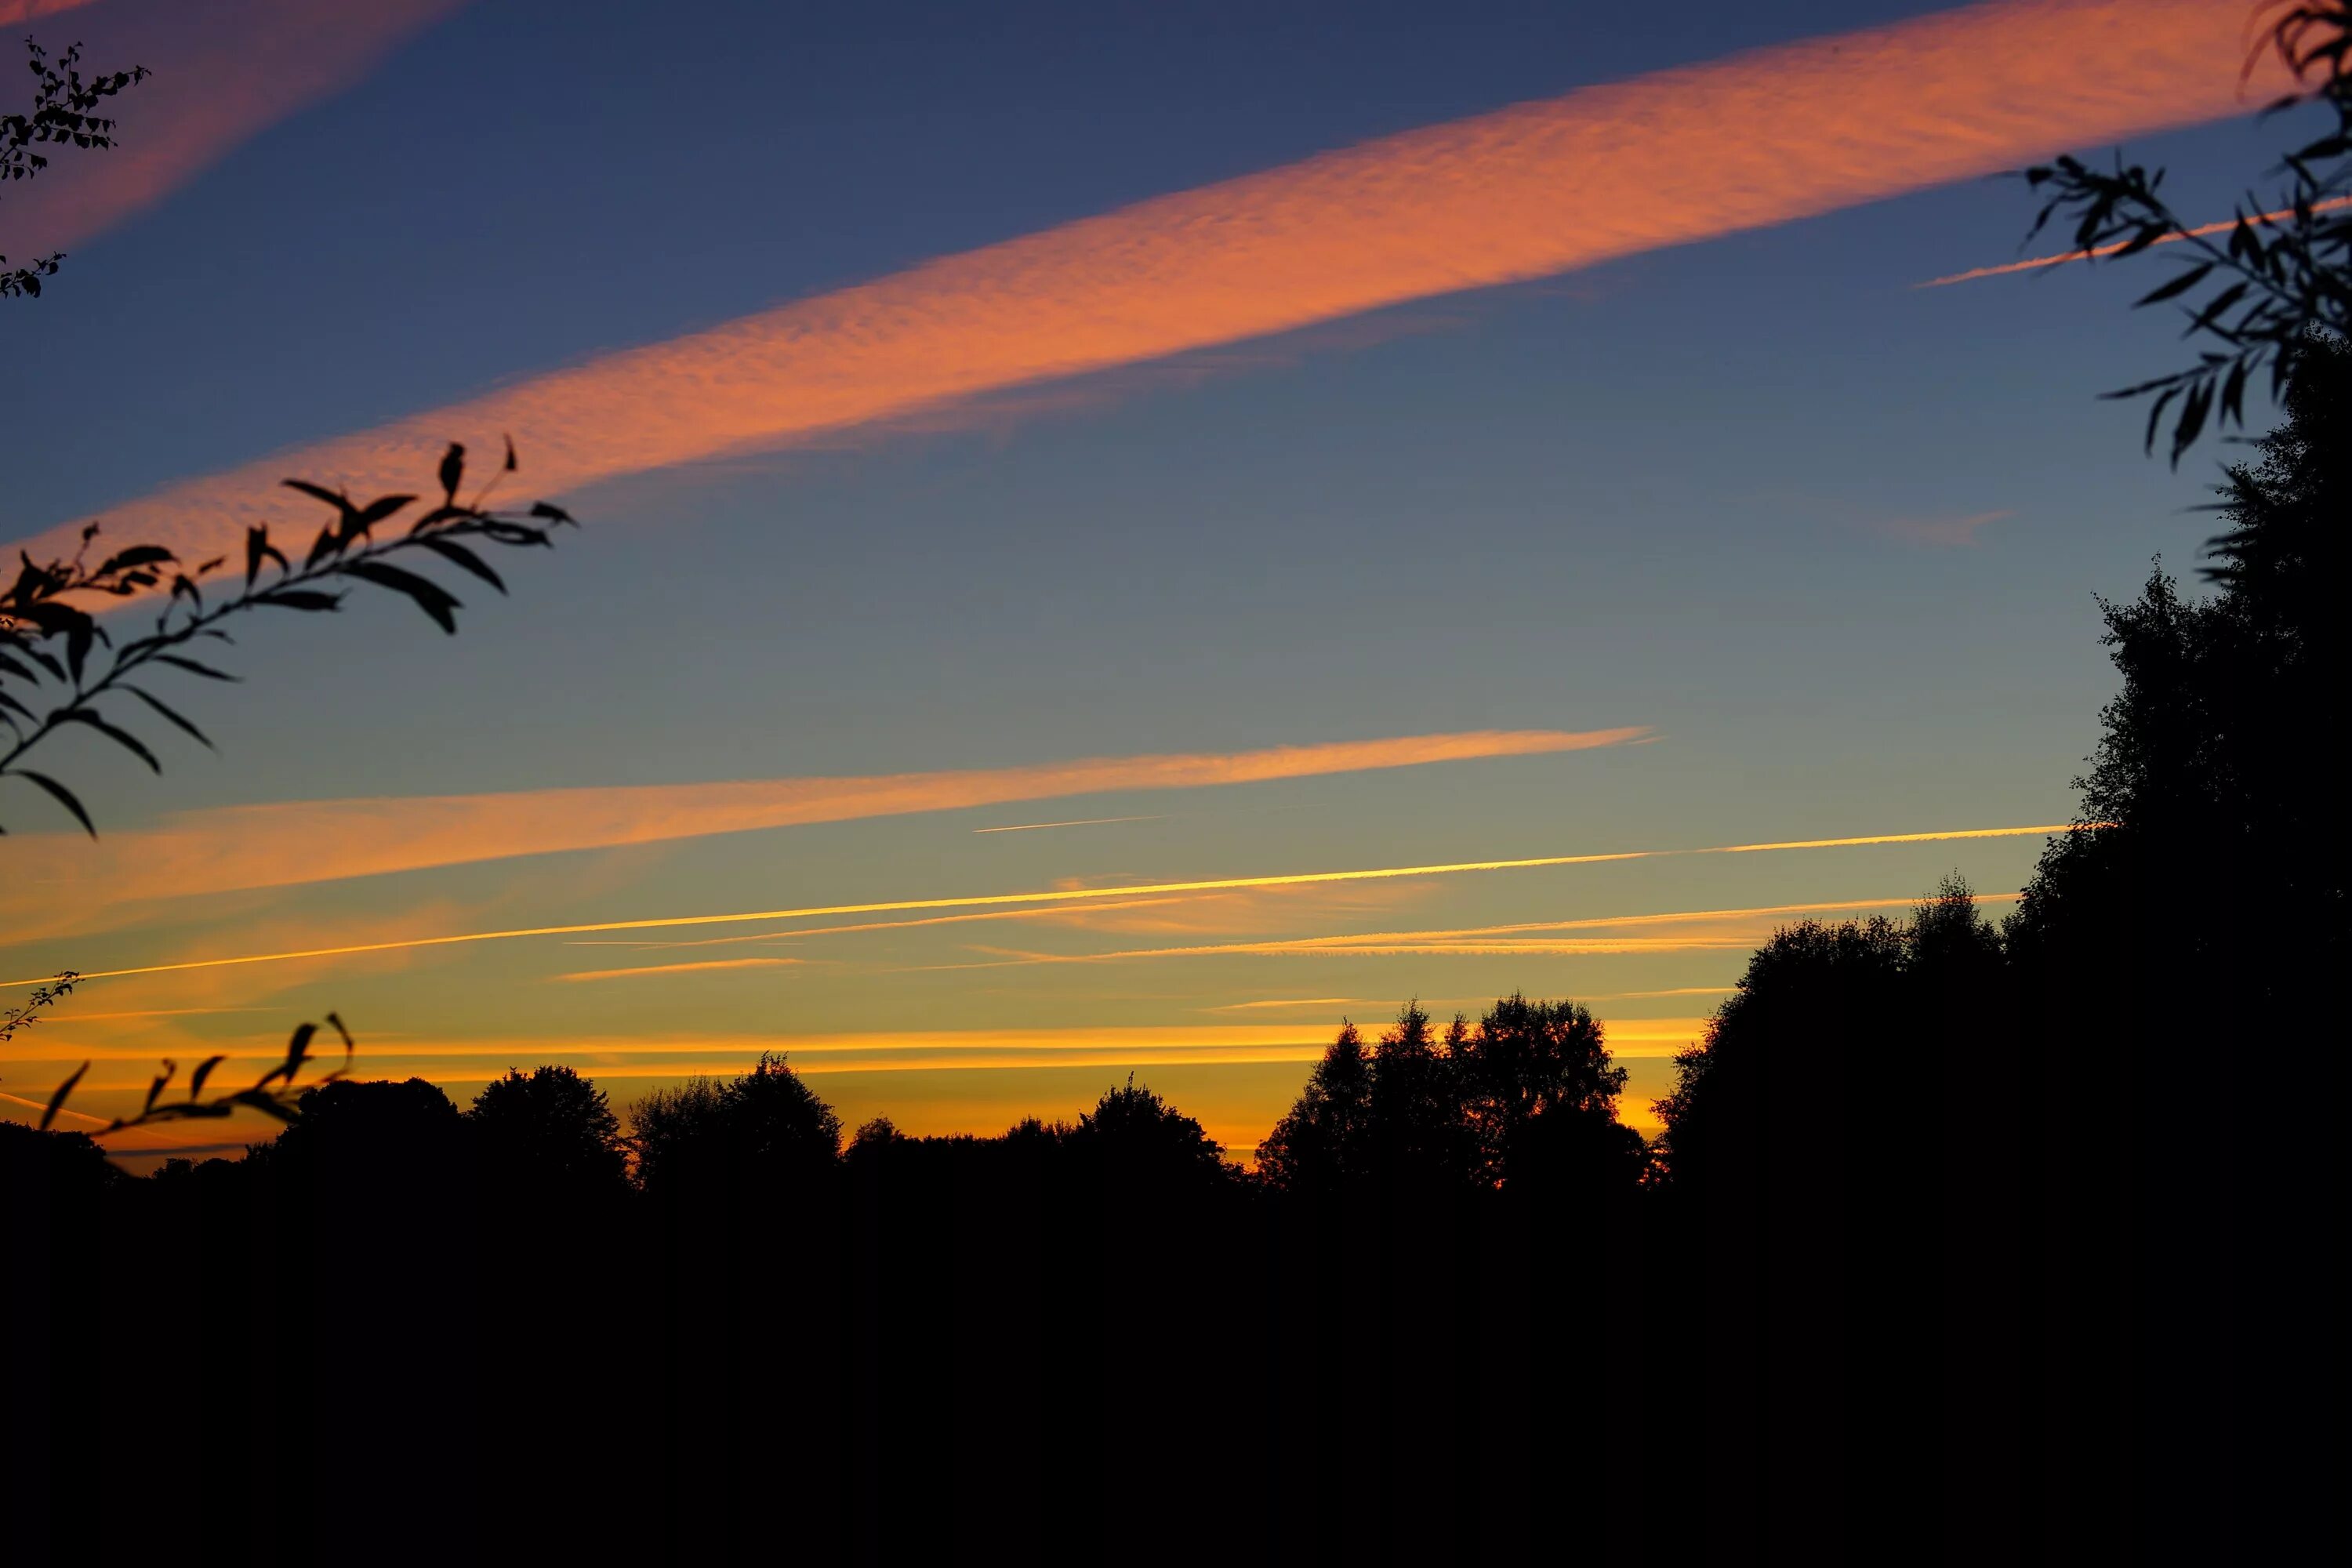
{"left": 188, "top": 1054, "right": 226, "bottom": 1101}
{"left": 59, "top": 709, "right": 161, "bottom": 772}
{"left": 341, "top": 561, "right": 460, "bottom": 633}
{"left": 40, "top": 1060, "right": 88, "bottom": 1129}
{"left": 120, "top": 684, "right": 213, "bottom": 750}
{"left": 9, "top": 768, "right": 96, "bottom": 836}
{"left": 418, "top": 537, "right": 506, "bottom": 592}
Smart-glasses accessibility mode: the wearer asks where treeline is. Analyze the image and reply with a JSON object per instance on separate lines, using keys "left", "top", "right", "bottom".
{"left": 6, "top": 346, "right": 2343, "bottom": 1563}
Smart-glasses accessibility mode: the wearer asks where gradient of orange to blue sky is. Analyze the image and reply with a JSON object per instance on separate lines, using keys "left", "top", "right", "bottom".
{"left": 1, "top": 0, "right": 2283, "bottom": 1167}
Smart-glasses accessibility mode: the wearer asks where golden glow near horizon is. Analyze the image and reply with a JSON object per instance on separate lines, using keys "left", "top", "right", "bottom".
{"left": 7, "top": 0, "right": 2280, "bottom": 573}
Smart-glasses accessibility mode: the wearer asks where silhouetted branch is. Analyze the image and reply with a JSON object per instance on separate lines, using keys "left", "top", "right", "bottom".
{"left": 1, "top": 37, "right": 148, "bottom": 299}
{"left": 0, "top": 438, "right": 577, "bottom": 835}
{"left": 2020, "top": 2, "right": 2350, "bottom": 463}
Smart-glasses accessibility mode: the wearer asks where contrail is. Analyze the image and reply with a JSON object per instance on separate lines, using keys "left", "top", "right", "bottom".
{"left": 1920, "top": 195, "right": 2352, "bottom": 287}
{"left": 4, "top": 822, "right": 2085, "bottom": 988}
{"left": 956, "top": 891, "right": 2027, "bottom": 964}
{"left": 9, "top": 0, "right": 2282, "bottom": 568}
{"left": 6, "top": 727, "right": 1641, "bottom": 937}
{"left": 974, "top": 815, "right": 1166, "bottom": 834}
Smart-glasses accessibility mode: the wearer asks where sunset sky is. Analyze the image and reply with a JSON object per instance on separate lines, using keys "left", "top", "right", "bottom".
{"left": 0, "top": 0, "right": 2286, "bottom": 1166}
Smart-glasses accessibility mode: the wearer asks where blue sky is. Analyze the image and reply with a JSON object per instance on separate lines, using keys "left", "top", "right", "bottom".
{"left": 0, "top": 0, "right": 2292, "bottom": 1160}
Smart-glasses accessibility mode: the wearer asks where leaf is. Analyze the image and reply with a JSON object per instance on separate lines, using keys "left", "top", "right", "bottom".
{"left": 281, "top": 479, "right": 356, "bottom": 521}
{"left": 528, "top": 502, "right": 576, "bottom": 526}
{"left": 2133, "top": 261, "right": 2215, "bottom": 307}
{"left": 503, "top": 434, "right": 517, "bottom": 472}
{"left": 120, "top": 684, "right": 213, "bottom": 750}
{"left": 275, "top": 1025, "right": 318, "bottom": 1086}
{"left": 255, "top": 589, "right": 343, "bottom": 613}
{"left": 96, "top": 545, "right": 173, "bottom": 575}
{"left": 152, "top": 652, "right": 239, "bottom": 681}
{"left": 341, "top": 561, "right": 460, "bottom": 633}
{"left": 244, "top": 526, "right": 286, "bottom": 589}
{"left": 351, "top": 493, "right": 417, "bottom": 530}
{"left": 438, "top": 442, "right": 466, "bottom": 504}
{"left": 188, "top": 1054, "right": 226, "bottom": 1101}
{"left": 9, "top": 768, "right": 96, "bottom": 836}
{"left": 144, "top": 1058, "right": 177, "bottom": 1116}
{"left": 418, "top": 537, "right": 506, "bottom": 592}
{"left": 40, "top": 1061, "right": 87, "bottom": 1130}
{"left": 59, "top": 709, "right": 161, "bottom": 773}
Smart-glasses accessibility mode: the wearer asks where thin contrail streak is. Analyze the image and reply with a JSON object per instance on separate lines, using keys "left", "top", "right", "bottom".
{"left": 973, "top": 815, "right": 1166, "bottom": 834}
{"left": 1919, "top": 196, "right": 2352, "bottom": 287}
{"left": 9, "top": 0, "right": 2283, "bottom": 569}
{"left": 4, "top": 822, "right": 2085, "bottom": 989}
{"left": 959, "top": 891, "right": 2029, "bottom": 964}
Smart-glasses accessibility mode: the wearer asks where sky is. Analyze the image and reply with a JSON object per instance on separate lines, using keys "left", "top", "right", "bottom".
{"left": 0, "top": 0, "right": 2303, "bottom": 1167}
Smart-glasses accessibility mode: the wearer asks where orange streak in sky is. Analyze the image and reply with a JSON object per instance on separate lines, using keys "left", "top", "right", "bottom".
{"left": 554, "top": 956, "right": 808, "bottom": 982}
{"left": 0, "top": 2, "right": 103, "bottom": 24}
{"left": 2, "top": 823, "right": 2086, "bottom": 988}
{"left": 9, "top": 0, "right": 2283, "bottom": 568}
{"left": 1920, "top": 196, "right": 2352, "bottom": 287}
{"left": 5, "top": 727, "right": 1639, "bottom": 936}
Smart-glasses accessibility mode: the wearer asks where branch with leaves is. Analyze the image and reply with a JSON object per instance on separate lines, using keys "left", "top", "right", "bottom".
{"left": 0, "top": 967, "right": 75, "bottom": 1050}
{"left": 0, "top": 438, "right": 575, "bottom": 835}
{"left": 39, "top": 1012, "right": 356, "bottom": 1136}
{"left": 2, "top": 36, "right": 148, "bottom": 298}
{"left": 2021, "top": 2, "right": 2350, "bottom": 463}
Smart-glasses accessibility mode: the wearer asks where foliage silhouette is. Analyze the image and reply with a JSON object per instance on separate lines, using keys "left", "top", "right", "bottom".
{"left": 629, "top": 1051, "right": 841, "bottom": 1198}
{"left": 466, "top": 1063, "right": 630, "bottom": 1204}
{"left": 0, "top": 439, "right": 576, "bottom": 836}
{"left": 1, "top": 37, "right": 147, "bottom": 299}
{"left": 2020, "top": 2, "right": 2350, "bottom": 460}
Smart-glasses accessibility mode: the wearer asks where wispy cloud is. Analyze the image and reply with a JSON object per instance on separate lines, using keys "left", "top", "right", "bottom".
{"left": 5, "top": 726, "right": 1639, "bottom": 938}
{"left": 973, "top": 815, "right": 1166, "bottom": 834}
{"left": 554, "top": 956, "right": 807, "bottom": 983}
{"left": 1866, "top": 508, "right": 2016, "bottom": 548}
{"left": 9, "top": 0, "right": 2278, "bottom": 568}
{"left": 6, "top": 829, "right": 2073, "bottom": 989}
{"left": 0, "top": 0, "right": 468, "bottom": 260}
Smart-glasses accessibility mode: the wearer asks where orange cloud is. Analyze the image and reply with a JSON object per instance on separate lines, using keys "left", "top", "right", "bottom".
{"left": 5, "top": 826, "right": 2078, "bottom": 989}
{"left": 9, "top": 0, "right": 2284, "bottom": 568}
{"left": 0, "top": 2, "right": 102, "bottom": 24}
{"left": 0, "top": 1, "right": 467, "bottom": 261}
{"left": 2, "top": 726, "right": 1639, "bottom": 938}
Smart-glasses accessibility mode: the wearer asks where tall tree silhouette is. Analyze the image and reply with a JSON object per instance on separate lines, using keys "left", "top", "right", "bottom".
{"left": 466, "top": 1064, "right": 629, "bottom": 1205}
{"left": 1256, "top": 1020, "right": 1373, "bottom": 1194}
{"left": 629, "top": 1052, "right": 840, "bottom": 1199}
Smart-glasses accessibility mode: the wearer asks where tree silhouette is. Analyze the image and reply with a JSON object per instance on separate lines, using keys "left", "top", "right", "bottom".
{"left": 1069, "top": 1076, "right": 1230, "bottom": 1192}
{"left": 1454, "top": 992, "right": 1626, "bottom": 1186}
{"left": 629, "top": 1052, "right": 840, "bottom": 1197}
{"left": 1365, "top": 1000, "right": 1475, "bottom": 1189}
{"left": 1256, "top": 1019, "right": 1373, "bottom": 1194}
{"left": 466, "top": 1065, "right": 629, "bottom": 1203}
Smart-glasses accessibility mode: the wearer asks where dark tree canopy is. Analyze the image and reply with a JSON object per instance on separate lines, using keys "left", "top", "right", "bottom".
{"left": 466, "top": 1064, "right": 629, "bottom": 1202}
{"left": 629, "top": 1052, "right": 840, "bottom": 1196}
